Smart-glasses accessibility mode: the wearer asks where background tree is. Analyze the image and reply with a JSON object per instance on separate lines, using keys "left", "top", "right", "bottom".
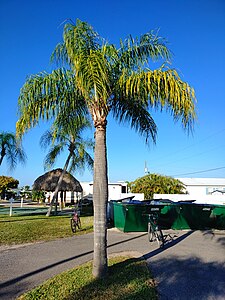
{"left": 32, "top": 190, "right": 46, "bottom": 203}
{"left": 0, "top": 176, "right": 19, "bottom": 199}
{"left": 0, "top": 132, "right": 26, "bottom": 170}
{"left": 129, "top": 173, "right": 186, "bottom": 199}
{"left": 17, "top": 20, "right": 196, "bottom": 278}
{"left": 40, "top": 113, "right": 94, "bottom": 216}
{"left": 20, "top": 185, "right": 32, "bottom": 199}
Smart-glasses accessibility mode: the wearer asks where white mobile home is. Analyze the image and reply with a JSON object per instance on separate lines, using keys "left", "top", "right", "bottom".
{"left": 154, "top": 178, "right": 225, "bottom": 205}
{"left": 177, "top": 178, "right": 225, "bottom": 196}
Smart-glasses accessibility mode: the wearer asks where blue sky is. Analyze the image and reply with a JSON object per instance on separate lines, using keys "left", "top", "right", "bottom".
{"left": 0, "top": 0, "right": 225, "bottom": 187}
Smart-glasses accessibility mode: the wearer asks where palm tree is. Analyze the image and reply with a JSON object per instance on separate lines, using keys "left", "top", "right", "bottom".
{"left": 40, "top": 113, "right": 94, "bottom": 216}
{"left": 16, "top": 19, "right": 196, "bottom": 278}
{"left": 0, "top": 132, "right": 26, "bottom": 170}
{"left": 130, "top": 173, "right": 186, "bottom": 198}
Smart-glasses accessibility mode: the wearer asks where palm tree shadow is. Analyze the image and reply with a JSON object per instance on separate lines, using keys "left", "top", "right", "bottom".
{"left": 201, "top": 229, "right": 225, "bottom": 247}
{"left": 143, "top": 230, "right": 225, "bottom": 299}
{"left": 217, "top": 237, "right": 225, "bottom": 247}
{"left": 148, "top": 256, "right": 225, "bottom": 299}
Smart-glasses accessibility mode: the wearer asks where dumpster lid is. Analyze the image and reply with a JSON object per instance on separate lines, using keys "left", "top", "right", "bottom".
{"left": 178, "top": 200, "right": 196, "bottom": 203}
{"left": 112, "top": 196, "right": 135, "bottom": 203}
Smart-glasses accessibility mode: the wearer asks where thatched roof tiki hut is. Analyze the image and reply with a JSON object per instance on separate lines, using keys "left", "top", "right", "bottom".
{"left": 33, "top": 168, "right": 83, "bottom": 209}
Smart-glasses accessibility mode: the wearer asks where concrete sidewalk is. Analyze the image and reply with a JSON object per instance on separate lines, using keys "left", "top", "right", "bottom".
{"left": 0, "top": 229, "right": 225, "bottom": 299}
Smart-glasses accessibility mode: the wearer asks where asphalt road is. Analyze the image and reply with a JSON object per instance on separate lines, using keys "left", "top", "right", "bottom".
{"left": 0, "top": 229, "right": 225, "bottom": 300}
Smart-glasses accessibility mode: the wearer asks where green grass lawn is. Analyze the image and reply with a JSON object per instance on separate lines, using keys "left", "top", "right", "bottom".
{"left": 0, "top": 213, "right": 93, "bottom": 245}
{"left": 17, "top": 256, "right": 158, "bottom": 300}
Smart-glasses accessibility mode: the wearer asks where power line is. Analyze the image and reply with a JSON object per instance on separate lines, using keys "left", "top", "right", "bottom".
{"left": 154, "top": 144, "right": 225, "bottom": 169}
{"left": 171, "top": 166, "right": 225, "bottom": 177}
{"left": 152, "top": 128, "right": 225, "bottom": 166}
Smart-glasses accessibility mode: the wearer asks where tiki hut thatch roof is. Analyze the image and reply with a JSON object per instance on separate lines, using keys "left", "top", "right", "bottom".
{"left": 33, "top": 168, "right": 83, "bottom": 192}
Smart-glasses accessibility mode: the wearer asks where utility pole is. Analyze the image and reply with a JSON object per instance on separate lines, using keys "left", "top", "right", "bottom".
{"left": 144, "top": 161, "right": 149, "bottom": 175}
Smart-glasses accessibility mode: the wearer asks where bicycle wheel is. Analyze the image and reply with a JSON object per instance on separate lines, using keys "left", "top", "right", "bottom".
{"left": 148, "top": 222, "right": 154, "bottom": 242}
{"left": 155, "top": 228, "right": 164, "bottom": 248}
{"left": 70, "top": 218, "right": 77, "bottom": 233}
{"left": 76, "top": 217, "right": 81, "bottom": 229}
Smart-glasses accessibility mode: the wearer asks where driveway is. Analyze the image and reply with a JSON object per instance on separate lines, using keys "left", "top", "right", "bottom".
{"left": 0, "top": 229, "right": 225, "bottom": 299}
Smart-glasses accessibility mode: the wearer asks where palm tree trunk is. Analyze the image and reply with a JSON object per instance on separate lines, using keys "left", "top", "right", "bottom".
{"left": 0, "top": 155, "right": 4, "bottom": 165}
{"left": 92, "top": 122, "right": 108, "bottom": 278}
{"left": 0, "top": 146, "right": 6, "bottom": 165}
{"left": 46, "top": 153, "right": 72, "bottom": 217}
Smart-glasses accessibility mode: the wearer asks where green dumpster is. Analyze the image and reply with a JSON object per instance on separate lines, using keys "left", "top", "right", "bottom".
{"left": 159, "top": 203, "right": 225, "bottom": 230}
{"left": 113, "top": 201, "right": 225, "bottom": 232}
{"left": 159, "top": 204, "right": 180, "bottom": 229}
{"left": 211, "top": 205, "right": 225, "bottom": 229}
{"left": 173, "top": 204, "right": 214, "bottom": 230}
{"left": 113, "top": 202, "right": 148, "bottom": 232}
{"left": 113, "top": 201, "right": 165, "bottom": 232}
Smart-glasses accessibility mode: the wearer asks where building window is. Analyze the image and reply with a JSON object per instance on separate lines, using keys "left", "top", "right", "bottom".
{"left": 121, "top": 186, "right": 126, "bottom": 193}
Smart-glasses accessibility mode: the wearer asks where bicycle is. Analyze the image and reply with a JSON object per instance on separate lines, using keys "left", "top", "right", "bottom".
{"left": 70, "top": 209, "right": 81, "bottom": 233}
{"left": 145, "top": 209, "right": 164, "bottom": 248}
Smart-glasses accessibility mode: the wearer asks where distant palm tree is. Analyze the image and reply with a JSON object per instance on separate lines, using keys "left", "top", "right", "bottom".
{"left": 40, "top": 113, "right": 94, "bottom": 216}
{"left": 0, "top": 132, "right": 26, "bottom": 170}
{"left": 17, "top": 20, "right": 196, "bottom": 278}
{"left": 130, "top": 173, "right": 186, "bottom": 198}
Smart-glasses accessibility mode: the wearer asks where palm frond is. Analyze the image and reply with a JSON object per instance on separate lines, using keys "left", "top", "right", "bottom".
{"left": 111, "top": 96, "right": 157, "bottom": 144}
{"left": 50, "top": 42, "right": 69, "bottom": 66}
{"left": 51, "top": 19, "right": 100, "bottom": 68}
{"left": 74, "top": 50, "right": 111, "bottom": 104}
{"left": 6, "top": 146, "right": 17, "bottom": 170}
{"left": 68, "top": 146, "right": 94, "bottom": 174}
{"left": 0, "top": 132, "right": 26, "bottom": 170}
{"left": 16, "top": 68, "right": 87, "bottom": 137}
{"left": 14, "top": 146, "right": 27, "bottom": 166}
{"left": 40, "top": 110, "right": 94, "bottom": 173}
{"left": 43, "top": 144, "right": 65, "bottom": 170}
{"left": 64, "top": 20, "right": 100, "bottom": 56}
{"left": 117, "top": 30, "right": 171, "bottom": 72}
{"left": 55, "top": 110, "right": 92, "bottom": 129}
{"left": 40, "top": 130, "right": 54, "bottom": 149}
{"left": 118, "top": 67, "right": 196, "bottom": 132}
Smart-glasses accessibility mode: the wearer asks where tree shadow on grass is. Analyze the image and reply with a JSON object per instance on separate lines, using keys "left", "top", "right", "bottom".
{"left": 145, "top": 255, "right": 225, "bottom": 299}
{"left": 64, "top": 257, "right": 157, "bottom": 300}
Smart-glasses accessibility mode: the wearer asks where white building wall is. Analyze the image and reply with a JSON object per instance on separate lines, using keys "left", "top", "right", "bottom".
{"left": 185, "top": 185, "right": 206, "bottom": 196}
{"left": 108, "top": 184, "right": 122, "bottom": 200}
{"left": 80, "top": 181, "right": 144, "bottom": 201}
{"left": 177, "top": 178, "right": 225, "bottom": 196}
{"left": 80, "top": 182, "right": 93, "bottom": 197}
{"left": 154, "top": 178, "right": 225, "bottom": 205}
